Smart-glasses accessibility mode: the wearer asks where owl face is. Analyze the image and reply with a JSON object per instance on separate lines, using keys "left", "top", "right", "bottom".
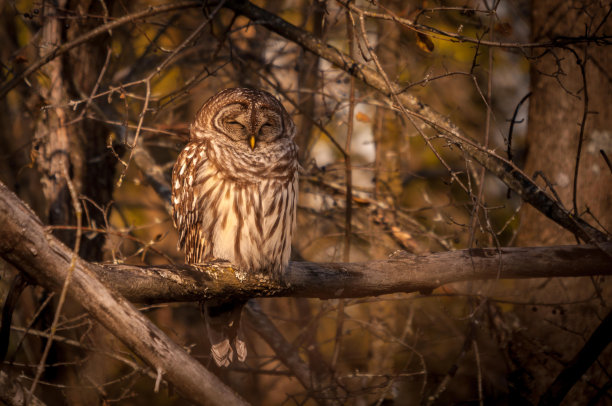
{"left": 192, "top": 88, "right": 295, "bottom": 152}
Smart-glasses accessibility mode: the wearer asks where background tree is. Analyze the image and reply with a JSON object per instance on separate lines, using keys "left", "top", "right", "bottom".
{"left": 0, "top": 0, "right": 610, "bottom": 405}
{"left": 511, "top": 0, "right": 612, "bottom": 402}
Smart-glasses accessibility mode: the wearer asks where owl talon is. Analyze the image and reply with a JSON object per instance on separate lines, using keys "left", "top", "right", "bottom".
{"left": 235, "top": 337, "right": 247, "bottom": 363}
{"left": 211, "top": 339, "right": 233, "bottom": 367}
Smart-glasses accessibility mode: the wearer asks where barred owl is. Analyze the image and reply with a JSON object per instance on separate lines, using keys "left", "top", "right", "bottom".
{"left": 171, "top": 88, "right": 298, "bottom": 367}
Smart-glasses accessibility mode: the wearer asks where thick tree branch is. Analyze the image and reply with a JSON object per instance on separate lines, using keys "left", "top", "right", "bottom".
{"left": 97, "top": 244, "right": 612, "bottom": 303}
{"left": 0, "top": 182, "right": 248, "bottom": 406}
{"left": 224, "top": 0, "right": 609, "bottom": 244}
{"left": 1, "top": 181, "right": 609, "bottom": 306}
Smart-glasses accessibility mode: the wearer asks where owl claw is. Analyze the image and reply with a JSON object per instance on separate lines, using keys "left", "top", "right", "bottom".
{"left": 211, "top": 339, "right": 233, "bottom": 367}
{"left": 235, "top": 337, "right": 247, "bottom": 363}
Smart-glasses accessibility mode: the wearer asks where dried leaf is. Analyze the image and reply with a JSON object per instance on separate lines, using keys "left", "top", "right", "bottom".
{"left": 14, "top": 54, "right": 28, "bottom": 64}
{"left": 416, "top": 33, "right": 434, "bottom": 53}
{"left": 495, "top": 22, "right": 513, "bottom": 36}
{"left": 355, "top": 112, "right": 371, "bottom": 123}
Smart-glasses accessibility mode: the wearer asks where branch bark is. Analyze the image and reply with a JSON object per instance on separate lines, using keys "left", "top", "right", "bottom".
{"left": 1, "top": 181, "right": 610, "bottom": 306}
{"left": 97, "top": 244, "right": 612, "bottom": 303}
{"left": 0, "top": 182, "right": 248, "bottom": 406}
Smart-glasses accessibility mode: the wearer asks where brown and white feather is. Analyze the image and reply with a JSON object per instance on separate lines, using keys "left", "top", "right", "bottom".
{"left": 172, "top": 88, "right": 297, "bottom": 277}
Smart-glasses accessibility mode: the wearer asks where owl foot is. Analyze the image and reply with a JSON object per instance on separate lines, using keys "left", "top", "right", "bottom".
{"left": 210, "top": 339, "right": 233, "bottom": 367}
{"left": 235, "top": 337, "right": 247, "bottom": 363}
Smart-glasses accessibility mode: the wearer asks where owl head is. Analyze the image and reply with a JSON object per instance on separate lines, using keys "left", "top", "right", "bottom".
{"left": 191, "top": 88, "right": 296, "bottom": 152}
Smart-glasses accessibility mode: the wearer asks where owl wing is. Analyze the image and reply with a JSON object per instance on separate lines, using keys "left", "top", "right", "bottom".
{"left": 171, "top": 142, "right": 209, "bottom": 263}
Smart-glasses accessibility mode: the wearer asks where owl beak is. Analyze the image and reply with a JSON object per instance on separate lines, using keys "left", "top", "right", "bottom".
{"left": 249, "top": 135, "right": 256, "bottom": 150}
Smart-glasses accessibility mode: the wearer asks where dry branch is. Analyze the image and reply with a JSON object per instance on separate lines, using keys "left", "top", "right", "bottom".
{"left": 538, "top": 309, "right": 612, "bottom": 406}
{"left": 0, "top": 182, "right": 247, "bottom": 406}
{"left": 0, "top": 2, "right": 201, "bottom": 99}
{"left": 1, "top": 181, "right": 609, "bottom": 306}
{"left": 97, "top": 244, "right": 612, "bottom": 303}
{"left": 246, "top": 302, "right": 342, "bottom": 405}
{"left": 223, "top": 0, "right": 608, "bottom": 244}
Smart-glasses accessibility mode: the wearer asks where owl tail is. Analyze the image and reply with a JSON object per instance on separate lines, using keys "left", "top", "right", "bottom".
{"left": 202, "top": 301, "right": 247, "bottom": 367}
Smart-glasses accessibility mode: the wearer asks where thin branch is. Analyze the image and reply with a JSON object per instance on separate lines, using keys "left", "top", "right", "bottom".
{"left": 246, "top": 303, "right": 342, "bottom": 405}
{"left": 27, "top": 166, "right": 83, "bottom": 402}
{"left": 115, "top": 0, "right": 224, "bottom": 188}
{"left": 468, "top": 6, "right": 495, "bottom": 251}
{"left": 223, "top": 0, "right": 608, "bottom": 244}
{"left": 0, "top": 370, "right": 46, "bottom": 406}
{"left": 507, "top": 92, "right": 531, "bottom": 164}
{"left": 331, "top": 6, "right": 356, "bottom": 373}
{"left": 0, "top": 182, "right": 248, "bottom": 406}
{"left": 0, "top": 1, "right": 202, "bottom": 99}
{"left": 337, "top": 1, "right": 612, "bottom": 50}
{"left": 571, "top": 47, "right": 589, "bottom": 217}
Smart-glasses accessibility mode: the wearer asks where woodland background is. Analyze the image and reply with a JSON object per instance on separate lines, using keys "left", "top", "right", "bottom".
{"left": 0, "top": 0, "right": 611, "bottom": 405}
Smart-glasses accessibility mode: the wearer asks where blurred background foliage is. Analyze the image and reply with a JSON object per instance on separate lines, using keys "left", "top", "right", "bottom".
{"left": 0, "top": 0, "right": 610, "bottom": 405}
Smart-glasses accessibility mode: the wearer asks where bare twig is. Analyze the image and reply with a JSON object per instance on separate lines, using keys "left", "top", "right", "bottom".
{"left": 0, "top": 1, "right": 201, "bottom": 99}
{"left": 224, "top": 0, "right": 609, "bottom": 244}
{"left": 116, "top": 0, "right": 225, "bottom": 187}
{"left": 337, "top": 1, "right": 612, "bottom": 50}
{"left": 507, "top": 92, "right": 531, "bottom": 164}
{"left": 331, "top": 7, "right": 356, "bottom": 373}
{"left": 246, "top": 302, "right": 342, "bottom": 405}
{"left": 571, "top": 47, "right": 589, "bottom": 217}
{"left": 468, "top": 5, "right": 496, "bottom": 250}
{"left": 0, "top": 182, "right": 248, "bottom": 406}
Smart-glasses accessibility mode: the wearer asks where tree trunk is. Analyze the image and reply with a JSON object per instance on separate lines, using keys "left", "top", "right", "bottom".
{"left": 511, "top": 2, "right": 612, "bottom": 403}
{"left": 518, "top": 1, "right": 611, "bottom": 246}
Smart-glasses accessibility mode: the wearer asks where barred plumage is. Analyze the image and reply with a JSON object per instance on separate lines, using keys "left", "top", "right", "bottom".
{"left": 171, "top": 88, "right": 298, "bottom": 366}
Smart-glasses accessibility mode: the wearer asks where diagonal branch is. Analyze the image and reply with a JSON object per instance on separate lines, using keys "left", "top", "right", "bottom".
{"left": 0, "top": 1, "right": 201, "bottom": 99}
{"left": 223, "top": 0, "right": 609, "bottom": 244}
{"left": 538, "top": 310, "right": 612, "bottom": 406}
{"left": 0, "top": 370, "right": 46, "bottom": 406}
{"left": 245, "top": 302, "right": 343, "bottom": 405}
{"left": 0, "top": 182, "right": 248, "bottom": 406}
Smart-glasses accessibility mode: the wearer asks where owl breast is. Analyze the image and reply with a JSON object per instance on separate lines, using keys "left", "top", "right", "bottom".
{"left": 172, "top": 141, "right": 297, "bottom": 276}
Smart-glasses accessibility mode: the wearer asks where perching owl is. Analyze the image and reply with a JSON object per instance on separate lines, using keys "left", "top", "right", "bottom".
{"left": 171, "top": 88, "right": 298, "bottom": 367}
